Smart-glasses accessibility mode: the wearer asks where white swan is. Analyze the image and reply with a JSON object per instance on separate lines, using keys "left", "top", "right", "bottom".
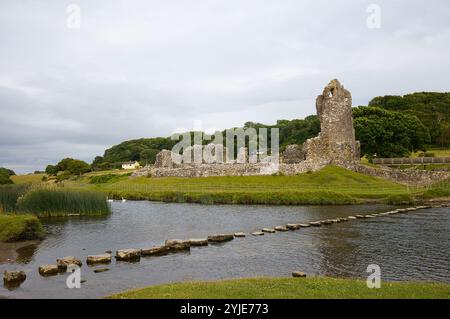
{"left": 122, "top": 198, "right": 127, "bottom": 202}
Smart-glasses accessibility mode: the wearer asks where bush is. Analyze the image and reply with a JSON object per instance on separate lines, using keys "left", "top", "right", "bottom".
{"left": 89, "top": 174, "right": 122, "bottom": 184}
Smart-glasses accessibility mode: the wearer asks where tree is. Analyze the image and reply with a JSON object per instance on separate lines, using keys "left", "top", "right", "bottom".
{"left": 45, "top": 165, "right": 60, "bottom": 176}
{"left": 0, "top": 168, "right": 16, "bottom": 177}
{"left": 66, "top": 159, "right": 91, "bottom": 176}
{"left": 0, "top": 172, "right": 13, "bottom": 185}
{"left": 353, "top": 106, "right": 430, "bottom": 158}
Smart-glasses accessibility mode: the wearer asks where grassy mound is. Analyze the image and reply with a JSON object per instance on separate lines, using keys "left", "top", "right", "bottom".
{"left": 109, "top": 277, "right": 450, "bottom": 299}
{"left": 73, "top": 166, "right": 410, "bottom": 205}
{"left": 0, "top": 214, "right": 45, "bottom": 242}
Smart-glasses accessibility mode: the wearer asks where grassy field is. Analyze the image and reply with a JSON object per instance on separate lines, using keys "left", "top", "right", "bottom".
{"left": 411, "top": 148, "right": 450, "bottom": 158}
{"left": 61, "top": 166, "right": 416, "bottom": 205}
{"left": 109, "top": 277, "right": 450, "bottom": 299}
{"left": 0, "top": 213, "right": 45, "bottom": 242}
{"left": 11, "top": 173, "right": 45, "bottom": 184}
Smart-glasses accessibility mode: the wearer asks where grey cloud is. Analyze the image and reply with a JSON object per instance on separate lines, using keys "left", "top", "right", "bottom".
{"left": 1, "top": 0, "right": 449, "bottom": 173}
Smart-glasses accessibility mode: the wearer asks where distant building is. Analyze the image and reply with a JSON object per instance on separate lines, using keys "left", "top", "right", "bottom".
{"left": 121, "top": 161, "right": 140, "bottom": 170}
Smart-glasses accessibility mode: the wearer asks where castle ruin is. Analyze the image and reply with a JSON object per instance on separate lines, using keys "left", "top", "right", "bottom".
{"left": 133, "top": 79, "right": 449, "bottom": 185}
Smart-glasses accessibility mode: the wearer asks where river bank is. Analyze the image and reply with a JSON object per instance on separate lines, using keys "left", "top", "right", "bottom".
{"left": 108, "top": 277, "right": 450, "bottom": 299}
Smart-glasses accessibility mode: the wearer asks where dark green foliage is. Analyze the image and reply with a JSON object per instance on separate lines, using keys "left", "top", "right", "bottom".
{"left": 45, "top": 164, "right": 59, "bottom": 176}
{"left": 17, "top": 189, "right": 110, "bottom": 217}
{"left": 93, "top": 138, "right": 176, "bottom": 170}
{"left": 0, "top": 184, "right": 30, "bottom": 212}
{"left": 89, "top": 174, "right": 124, "bottom": 184}
{"left": 0, "top": 168, "right": 16, "bottom": 176}
{"left": 0, "top": 172, "right": 13, "bottom": 185}
{"left": 353, "top": 106, "right": 430, "bottom": 158}
{"left": 46, "top": 158, "right": 91, "bottom": 179}
{"left": 369, "top": 92, "right": 450, "bottom": 146}
{"left": 0, "top": 168, "right": 15, "bottom": 185}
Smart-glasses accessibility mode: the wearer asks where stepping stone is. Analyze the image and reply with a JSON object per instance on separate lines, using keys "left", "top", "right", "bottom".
{"left": 252, "top": 232, "right": 265, "bottom": 236}
{"left": 165, "top": 239, "right": 191, "bottom": 251}
{"left": 141, "top": 245, "right": 170, "bottom": 256}
{"left": 275, "top": 226, "right": 289, "bottom": 232}
{"left": 87, "top": 254, "right": 112, "bottom": 265}
{"left": 115, "top": 249, "right": 141, "bottom": 261}
{"left": 292, "top": 271, "right": 307, "bottom": 278}
{"left": 320, "top": 220, "right": 333, "bottom": 225}
{"left": 3, "top": 271, "right": 26, "bottom": 287}
{"left": 348, "top": 216, "right": 357, "bottom": 220}
{"left": 355, "top": 215, "right": 365, "bottom": 219}
{"left": 56, "top": 256, "right": 82, "bottom": 272}
{"left": 93, "top": 268, "right": 109, "bottom": 273}
{"left": 189, "top": 238, "right": 208, "bottom": 246}
{"left": 207, "top": 234, "right": 234, "bottom": 243}
{"left": 262, "top": 228, "right": 276, "bottom": 233}
{"left": 38, "top": 264, "right": 59, "bottom": 276}
{"left": 286, "top": 224, "right": 301, "bottom": 230}
{"left": 309, "top": 222, "right": 322, "bottom": 227}
{"left": 299, "top": 223, "right": 311, "bottom": 227}
{"left": 234, "top": 232, "right": 246, "bottom": 238}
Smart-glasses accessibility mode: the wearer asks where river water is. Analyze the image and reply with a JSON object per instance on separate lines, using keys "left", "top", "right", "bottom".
{"left": 0, "top": 202, "right": 449, "bottom": 298}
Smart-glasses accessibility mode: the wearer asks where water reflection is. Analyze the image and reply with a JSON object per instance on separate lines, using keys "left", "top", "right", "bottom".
{"left": 0, "top": 201, "right": 448, "bottom": 299}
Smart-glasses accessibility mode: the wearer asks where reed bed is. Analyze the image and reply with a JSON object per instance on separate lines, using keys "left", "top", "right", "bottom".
{"left": 0, "top": 184, "right": 30, "bottom": 213}
{"left": 16, "top": 189, "right": 110, "bottom": 217}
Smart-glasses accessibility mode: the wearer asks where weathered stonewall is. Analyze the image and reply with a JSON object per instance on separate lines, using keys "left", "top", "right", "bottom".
{"left": 87, "top": 254, "right": 112, "bottom": 265}
{"left": 56, "top": 256, "right": 82, "bottom": 272}
{"left": 141, "top": 245, "right": 171, "bottom": 256}
{"left": 3, "top": 271, "right": 26, "bottom": 287}
{"left": 189, "top": 238, "right": 209, "bottom": 246}
{"left": 116, "top": 249, "right": 141, "bottom": 261}
{"left": 38, "top": 264, "right": 59, "bottom": 276}
{"left": 207, "top": 234, "right": 234, "bottom": 243}
{"left": 292, "top": 271, "right": 307, "bottom": 278}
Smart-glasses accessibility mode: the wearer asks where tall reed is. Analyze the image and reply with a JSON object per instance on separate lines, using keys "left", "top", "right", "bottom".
{"left": 17, "top": 189, "right": 110, "bottom": 217}
{"left": 0, "top": 184, "right": 30, "bottom": 213}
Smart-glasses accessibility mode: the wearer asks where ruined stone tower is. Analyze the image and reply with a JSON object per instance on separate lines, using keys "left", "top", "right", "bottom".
{"left": 302, "top": 79, "right": 360, "bottom": 167}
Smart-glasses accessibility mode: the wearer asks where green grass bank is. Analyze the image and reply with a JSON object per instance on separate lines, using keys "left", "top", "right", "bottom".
{"left": 63, "top": 166, "right": 424, "bottom": 205}
{"left": 109, "top": 277, "right": 450, "bottom": 299}
{"left": 0, "top": 214, "right": 45, "bottom": 242}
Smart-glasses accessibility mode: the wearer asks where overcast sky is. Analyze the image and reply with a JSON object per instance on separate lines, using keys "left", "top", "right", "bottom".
{"left": 1, "top": 0, "right": 449, "bottom": 173}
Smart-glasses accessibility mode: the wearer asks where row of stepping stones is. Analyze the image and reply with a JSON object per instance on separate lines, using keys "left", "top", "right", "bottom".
{"left": 3, "top": 204, "right": 447, "bottom": 288}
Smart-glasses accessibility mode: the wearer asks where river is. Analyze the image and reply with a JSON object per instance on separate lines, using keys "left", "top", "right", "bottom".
{"left": 0, "top": 202, "right": 449, "bottom": 298}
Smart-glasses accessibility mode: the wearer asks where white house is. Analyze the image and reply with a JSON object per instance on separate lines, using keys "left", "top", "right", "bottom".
{"left": 121, "top": 161, "right": 140, "bottom": 170}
